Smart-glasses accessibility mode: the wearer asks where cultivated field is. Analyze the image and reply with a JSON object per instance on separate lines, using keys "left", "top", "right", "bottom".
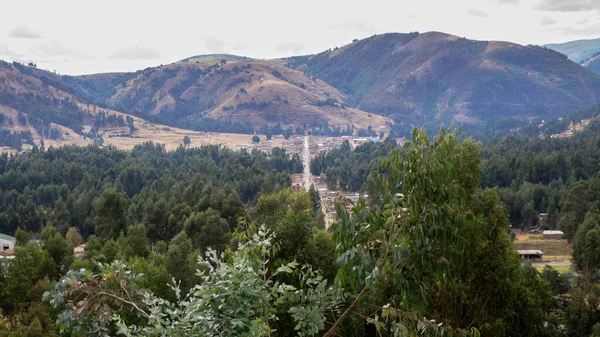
{"left": 513, "top": 233, "right": 572, "bottom": 261}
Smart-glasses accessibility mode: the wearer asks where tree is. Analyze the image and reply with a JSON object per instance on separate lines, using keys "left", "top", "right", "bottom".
{"left": 572, "top": 209, "right": 600, "bottom": 275}
{"left": 166, "top": 231, "right": 195, "bottom": 290}
{"left": 521, "top": 200, "right": 538, "bottom": 227}
{"left": 328, "top": 128, "right": 481, "bottom": 336}
{"left": 47, "top": 198, "right": 70, "bottom": 235}
{"left": 93, "top": 188, "right": 127, "bottom": 239}
{"left": 254, "top": 189, "right": 316, "bottom": 265}
{"left": 182, "top": 135, "right": 191, "bottom": 146}
{"left": 1, "top": 243, "right": 56, "bottom": 328}
{"left": 43, "top": 128, "right": 484, "bottom": 337}
{"left": 65, "top": 227, "right": 82, "bottom": 247}
{"left": 15, "top": 227, "right": 29, "bottom": 246}
{"left": 122, "top": 223, "right": 150, "bottom": 259}
{"left": 40, "top": 226, "right": 73, "bottom": 275}
{"left": 45, "top": 228, "right": 333, "bottom": 336}
{"left": 251, "top": 135, "right": 260, "bottom": 143}
{"left": 183, "top": 208, "right": 230, "bottom": 252}
{"left": 540, "top": 265, "right": 572, "bottom": 295}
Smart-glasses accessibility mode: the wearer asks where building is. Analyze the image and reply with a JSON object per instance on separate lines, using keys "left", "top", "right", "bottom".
{"left": 543, "top": 230, "right": 564, "bottom": 240}
{"left": 0, "top": 233, "right": 16, "bottom": 260}
{"left": 0, "top": 249, "right": 14, "bottom": 260}
{"left": 0, "top": 233, "right": 15, "bottom": 252}
{"left": 539, "top": 213, "right": 549, "bottom": 226}
{"left": 516, "top": 250, "right": 544, "bottom": 262}
{"left": 74, "top": 244, "right": 86, "bottom": 259}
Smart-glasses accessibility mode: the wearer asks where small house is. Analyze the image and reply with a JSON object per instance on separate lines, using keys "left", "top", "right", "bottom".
{"left": 0, "top": 233, "right": 15, "bottom": 252}
{"left": 516, "top": 250, "right": 544, "bottom": 262}
{"left": 543, "top": 230, "right": 564, "bottom": 240}
{"left": 74, "top": 244, "right": 86, "bottom": 259}
{"left": 539, "top": 213, "right": 549, "bottom": 226}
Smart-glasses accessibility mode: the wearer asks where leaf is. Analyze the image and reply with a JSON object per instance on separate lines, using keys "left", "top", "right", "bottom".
{"left": 276, "top": 265, "right": 294, "bottom": 274}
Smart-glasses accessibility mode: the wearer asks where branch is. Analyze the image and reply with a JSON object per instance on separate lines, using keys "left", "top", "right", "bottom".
{"left": 96, "top": 291, "right": 150, "bottom": 319}
{"left": 323, "top": 286, "right": 369, "bottom": 337}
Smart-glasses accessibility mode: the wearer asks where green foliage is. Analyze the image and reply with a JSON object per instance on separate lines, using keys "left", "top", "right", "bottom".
{"left": 0, "top": 143, "right": 301, "bottom": 240}
{"left": 254, "top": 189, "right": 316, "bottom": 266}
{"left": 572, "top": 209, "right": 600, "bottom": 275}
{"left": 122, "top": 224, "right": 150, "bottom": 259}
{"left": 183, "top": 208, "right": 230, "bottom": 252}
{"left": 540, "top": 265, "right": 573, "bottom": 295}
{"left": 93, "top": 188, "right": 128, "bottom": 239}
{"left": 331, "top": 128, "right": 477, "bottom": 335}
{"left": 166, "top": 231, "right": 196, "bottom": 290}
{"left": 46, "top": 227, "right": 334, "bottom": 337}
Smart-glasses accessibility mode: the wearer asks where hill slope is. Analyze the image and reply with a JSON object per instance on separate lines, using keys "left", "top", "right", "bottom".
{"left": 0, "top": 60, "right": 219, "bottom": 151}
{"left": 583, "top": 53, "right": 600, "bottom": 74}
{"left": 287, "top": 32, "right": 600, "bottom": 126}
{"left": 545, "top": 38, "right": 600, "bottom": 63}
{"left": 71, "top": 59, "right": 390, "bottom": 133}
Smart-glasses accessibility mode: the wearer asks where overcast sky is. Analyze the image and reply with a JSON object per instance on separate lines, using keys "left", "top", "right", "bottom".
{"left": 1, "top": 0, "right": 599, "bottom": 75}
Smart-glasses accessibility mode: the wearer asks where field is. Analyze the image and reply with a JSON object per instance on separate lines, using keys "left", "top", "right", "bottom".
{"left": 513, "top": 234, "right": 572, "bottom": 261}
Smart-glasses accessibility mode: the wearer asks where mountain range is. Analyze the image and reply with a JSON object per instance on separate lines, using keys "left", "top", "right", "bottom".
{"left": 2, "top": 31, "right": 600, "bottom": 151}
{"left": 545, "top": 38, "right": 600, "bottom": 74}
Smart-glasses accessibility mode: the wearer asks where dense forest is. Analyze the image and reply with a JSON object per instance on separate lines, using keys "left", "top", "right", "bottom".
{"left": 0, "top": 143, "right": 302, "bottom": 238}
{"left": 1, "top": 126, "right": 600, "bottom": 336}
{"left": 311, "top": 115, "right": 600, "bottom": 236}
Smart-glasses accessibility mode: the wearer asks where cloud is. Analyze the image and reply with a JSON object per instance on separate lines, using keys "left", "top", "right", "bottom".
{"left": 491, "top": 0, "right": 519, "bottom": 4}
{"left": 204, "top": 37, "right": 226, "bottom": 53}
{"left": 9, "top": 24, "right": 41, "bottom": 39}
{"left": 536, "top": 0, "right": 600, "bottom": 12}
{"left": 467, "top": 9, "right": 491, "bottom": 18}
{"left": 109, "top": 45, "right": 160, "bottom": 60}
{"left": 0, "top": 43, "right": 20, "bottom": 58}
{"left": 540, "top": 17, "right": 557, "bottom": 25}
{"left": 557, "top": 23, "right": 600, "bottom": 35}
{"left": 330, "top": 21, "right": 375, "bottom": 34}
{"left": 276, "top": 42, "right": 304, "bottom": 54}
{"left": 31, "top": 40, "right": 76, "bottom": 57}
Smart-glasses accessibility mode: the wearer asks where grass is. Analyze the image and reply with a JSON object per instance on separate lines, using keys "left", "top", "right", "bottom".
{"left": 513, "top": 234, "right": 572, "bottom": 262}
{"left": 513, "top": 239, "right": 572, "bottom": 257}
{"left": 535, "top": 265, "right": 572, "bottom": 273}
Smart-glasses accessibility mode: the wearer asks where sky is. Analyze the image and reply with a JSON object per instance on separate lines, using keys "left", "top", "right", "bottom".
{"left": 1, "top": 0, "right": 600, "bottom": 75}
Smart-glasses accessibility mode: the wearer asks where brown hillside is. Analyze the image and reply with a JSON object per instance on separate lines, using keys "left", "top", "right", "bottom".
{"left": 0, "top": 61, "right": 222, "bottom": 151}
{"left": 76, "top": 60, "right": 391, "bottom": 131}
{"left": 286, "top": 32, "right": 600, "bottom": 124}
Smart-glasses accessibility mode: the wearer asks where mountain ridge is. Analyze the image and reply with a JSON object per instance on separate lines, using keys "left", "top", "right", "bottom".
{"left": 286, "top": 32, "right": 600, "bottom": 127}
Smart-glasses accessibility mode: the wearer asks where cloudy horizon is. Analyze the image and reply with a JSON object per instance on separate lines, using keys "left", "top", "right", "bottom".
{"left": 1, "top": 0, "right": 600, "bottom": 75}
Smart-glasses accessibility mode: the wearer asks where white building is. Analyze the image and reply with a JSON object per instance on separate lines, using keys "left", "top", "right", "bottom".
{"left": 0, "top": 233, "right": 15, "bottom": 259}
{"left": 0, "top": 233, "right": 15, "bottom": 251}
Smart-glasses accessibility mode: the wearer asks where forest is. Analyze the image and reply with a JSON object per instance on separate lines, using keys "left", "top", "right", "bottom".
{"left": 0, "top": 126, "right": 598, "bottom": 336}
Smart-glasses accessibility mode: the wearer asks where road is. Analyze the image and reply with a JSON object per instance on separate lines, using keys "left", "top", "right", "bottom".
{"left": 303, "top": 136, "right": 311, "bottom": 191}
{"left": 302, "top": 135, "right": 330, "bottom": 229}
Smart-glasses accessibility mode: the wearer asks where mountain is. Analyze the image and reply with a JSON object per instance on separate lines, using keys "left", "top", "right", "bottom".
{"left": 286, "top": 32, "right": 600, "bottom": 127}
{"left": 544, "top": 38, "right": 600, "bottom": 63}
{"left": 69, "top": 59, "right": 391, "bottom": 133}
{"left": 0, "top": 60, "right": 213, "bottom": 151}
{"left": 178, "top": 54, "right": 251, "bottom": 63}
{"left": 583, "top": 53, "right": 600, "bottom": 74}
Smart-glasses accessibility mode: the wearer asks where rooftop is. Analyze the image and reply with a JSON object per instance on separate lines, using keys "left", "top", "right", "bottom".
{"left": 543, "top": 230, "right": 564, "bottom": 235}
{"left": 516, "top": 250, "right": 544, "bottom": 255}
{"left": 0, "top": 233, "right": 15, "bottom": 241}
